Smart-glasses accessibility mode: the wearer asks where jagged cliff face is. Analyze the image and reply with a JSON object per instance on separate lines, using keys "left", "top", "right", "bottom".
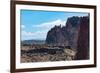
{"left": 46, "top": 25, "right": 69, "bottom": 46}
{"left": 46, "top": 16, "right": 81, "bottom": 49}
{"left": 65, "top": 17, "right": 80, "bottom": 49}
{"left": 46, "top": 16, "right": 89, "bottom": 60}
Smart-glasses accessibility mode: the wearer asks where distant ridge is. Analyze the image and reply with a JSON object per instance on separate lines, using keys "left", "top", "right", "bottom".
{"left": 21, "top": 40, "right": 45, "bottom": 45}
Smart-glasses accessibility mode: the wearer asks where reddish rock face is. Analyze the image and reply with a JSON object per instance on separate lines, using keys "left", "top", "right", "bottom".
{"left": 76, "top": 17, "right": 89, "bottom": 60}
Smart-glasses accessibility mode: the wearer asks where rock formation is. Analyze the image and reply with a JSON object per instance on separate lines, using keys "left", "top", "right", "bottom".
{"left": 46, "top": 16, "right": 89, "bottom": 60}
{"left": 76, "top": 16, "right": 89, "bottom": 60}
{"left": 46, "top": 16, "right": 81, "bottom": 49}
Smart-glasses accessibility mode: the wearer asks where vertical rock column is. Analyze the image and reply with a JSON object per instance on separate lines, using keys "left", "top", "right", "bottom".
{"left": 76, "top": 17, "right": 89, "bottom": 60}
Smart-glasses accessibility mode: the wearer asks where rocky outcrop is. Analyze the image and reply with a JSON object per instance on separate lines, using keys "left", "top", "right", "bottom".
{"left": 46, "top": 16, "right": 81, "bottom": 49}
{"left": 46, "top": 16, "right": 89, "bottom": 60}
{"left": 46, "top": 25, "right": 69, "bottom": 46}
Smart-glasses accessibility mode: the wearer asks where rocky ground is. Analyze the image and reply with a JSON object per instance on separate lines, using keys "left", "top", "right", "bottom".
{"left": 21, "top": 45, "right": 76, "bottom": 63}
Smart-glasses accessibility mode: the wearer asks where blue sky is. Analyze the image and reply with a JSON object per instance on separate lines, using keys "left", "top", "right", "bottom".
{"left": 21, "top": 9, "right": 89, "bottom": 40}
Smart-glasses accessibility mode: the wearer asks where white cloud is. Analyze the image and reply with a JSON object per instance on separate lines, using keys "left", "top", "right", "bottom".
{"left": 32, "top": 19, "right": 66, "bottom": 30}
{"left": 21, "top": 25, "right": 25, "bottom": 29}
{"left": 22, "top": 31, "right": 34, "bottom": 36}
{"left": 21, "top": 30, "right": 47, "bottom": 40}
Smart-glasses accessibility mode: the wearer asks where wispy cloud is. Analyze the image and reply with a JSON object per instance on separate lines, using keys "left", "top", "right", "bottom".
{"left": 22, "top": 31, "right": 34, "bottom": 36}
{"left": 32, "top": 19, "right": 66, "bottom": 30}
